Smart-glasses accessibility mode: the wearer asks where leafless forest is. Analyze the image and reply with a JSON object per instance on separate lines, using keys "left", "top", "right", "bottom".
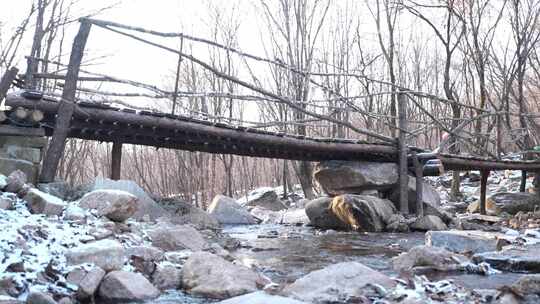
{"left": 2, "top": 0, "right": 540, "bottom": 206}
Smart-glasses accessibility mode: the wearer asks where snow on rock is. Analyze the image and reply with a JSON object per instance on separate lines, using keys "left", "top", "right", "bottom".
{"left": 78, "top": 189, "right": 138, "bottom": 222}
{"left": 218, "top": 291, "right": 309, "bottom": 304}
{"left": 66, "top": 239, "right": 126, "bottom": 271}
{"left": 0, "top": 174, "right": 8, "bottom": 190}
{"left": 62, "top": 204, "right": 88, "bottom": 223}
{"left": 98, "top": 270, "right": 160, "bottom": 302}
{"left": 24, "top": 188, "right": 66, "bottom": 216}
{"left": 238, "top": 187, "right": 287, "bottom": 211}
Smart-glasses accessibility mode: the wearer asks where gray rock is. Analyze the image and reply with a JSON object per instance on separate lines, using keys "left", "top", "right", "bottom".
{"left": 240, "top": 188, "right": 287, "bottom": 211}
{"left": 4, "top": 170, "right": 26, "bottom": 193}
{"left": 182, "top": 252, "right": 266, "bottom": 299}
{"left": 426, "top": 230, "right": 506, "bottom": 254}
{"left": 512, "top": 274, "right": 540, "bottom": 295}
{"left": 489, "top": 193, "right": 540, "bottom": 215}
{"left": 26, "top": 291, "right": 56, "bottom": 304}
{"left": 126, "top": 245, "right": 164, "bottom": 262}
{"left": 250, "top": 207, "right": 283, "bottom": 224}
{"left": 0, "top": 136, "right": 47, "bottom": 148}
{"left": 305, "top": 197, "right": 348, "bottom": 230}
{"left": 472, "top": 244, "right": 540, "bottom": 272}
{"left": 67, "top": 265, "right": 106, "bottom": 299}
{"left": 147, "top": 223, "right": 209, "bottom": 252}
{"left": 98, "top": 271, "right": 160, "bottom": 302}
{"left": 161, "top": 198, "right": 220, "bottom": 230}
{"left": 218, "top": 291, "right": 308, "bottom": 304}
{"left": 282, "top": 262, "right": 395, "bottom": 303}
{"left": 410, "top": 215, "right": 448, "bottom": 231}
{"left": 392, "top": 245, "right": 469, "bottom": 272}
{"left": 24, "top": 188, "right": 66, "bottom": 216}
{"left": 330, "top": 194, "right": 396, "bottom": 232}
{"left": 281, "top": 209, "right": 310, "bottom": 225}
{"left": 92, "top": 178, "right": 169, "bottom": 221}
{"left": 66, "top": 239, "right": 126, "bottom": 271}
{"left": 0, "top": 275, "right": 21, "bottom": 298}
{"left": 152, "top": 262, "right": 182, "bottom": 290}
{"left": 208, "top": 195, "right": 257, "bottom": 225}
{"left": 388, "top": 177, "right": 442, "bottom": 217}
{"left": 314, "top": 161, "right": 398, "bottom": 195}
{"left": 78, "top": 190, "right": 137, "bottom": 222}
{"left": 0, "top": 196, "right": 13, "bottom": 210}
{"left": 0, "top": 160, "right": 36, "bottom": 186}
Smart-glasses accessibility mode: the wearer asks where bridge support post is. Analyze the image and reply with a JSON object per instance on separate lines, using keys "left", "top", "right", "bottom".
{"left": 480, "top": 170, "right": 489, "bottom": 215}
{"left": 412, "top": 152, "right": 424, "bottom": 217}
{"left": 110, "top": 142, "right": 122, "bottom": 180}
{"left": 520, "top": 170, "right": 527, "bottom": 192}
{"left": 398, "top": 92, "right": 409, "bottom": 214}
{"left": 40, "top": 20, "right": 91, "bottom": 183}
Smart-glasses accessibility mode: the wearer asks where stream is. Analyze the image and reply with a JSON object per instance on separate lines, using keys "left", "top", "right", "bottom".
{"left": 152, "top": 223, "right": 526, "bottom": 303}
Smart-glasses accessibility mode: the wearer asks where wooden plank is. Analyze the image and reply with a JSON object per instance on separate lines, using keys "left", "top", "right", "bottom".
{"left": 437, "top": 154, "right": 540, "bottom": 171}
{"left": 480, "top": 170, "right": 489, "bottom": 215}
{"left": 0, "top": 67, "right": 19, "bottom": 106}
{"left": 0, "top": 125, "right": 45, "bottom": 137}
{"left": 40, "top": 21, "right": 91, "bottom": 183}
{"left": 110, "top": 142, "right": 122, "bottom": 180}
{"left": 398, "top": 92, "right": 409, "bottom": 214}
{"left": 412, "top": 152, "right": 424, "bottom": 216}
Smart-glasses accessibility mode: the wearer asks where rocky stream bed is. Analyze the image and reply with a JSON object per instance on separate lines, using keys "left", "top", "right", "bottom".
{"left": 2, "top": 160, "right": 540, "bottom": 303}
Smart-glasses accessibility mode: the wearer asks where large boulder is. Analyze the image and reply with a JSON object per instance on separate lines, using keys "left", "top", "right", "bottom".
{"left": 330, "top": 194, "right": 396, "bottom": 232}
{"left": 426, "top": 230, "right": 507, "bottom": 254}
{"left": 392, "top": 245, "right": 468, "bottom": 272}
{"left": 182, "top": 252, "right": 266, "bottom": 299}
{"left": 305, "top": 197, "right": 349, "bottom": 230}
{"left": 239, "top": 188, "right": 287, "bottom": 211}
{"left": 91, "top": 178, "right": 169, "bottom": 221}
{"left": 159, "top": 198, "right": 219, "bottom": 229}
{"left": 208, "top": 195, "right": 257, "bottom": 225}
{"left": 472, "top": 244, "right": 540, "bottom": 272}
{"left": 66, "top": 265, "right": 106, "bottom": 299}
{"left": 78, "top": 189, "right": 137, "bottom": 222}
{"left": 314, "top": 161, "right": 398, "bottom": 195}
{"left": 218, "top": 291, "right": 308, "bottom": 304}
{"left": 66, "top": 239, "right": 126, "bottom": 271}
{"left": 282, "top": 262, "right": 395, "bottom": 303}
{"left": 512, "top": 274, "right": 540, "bottom": 295}
{"left": 98, "top": 271, "right": 160, "bottom": 302}
{"left": 24, "top": 188, "right": 66, "bottom": 216}
{"left": 468, "top": 193, "right": 540, "bottom": 215}
{"left": 387, "top": 177, "right": 442, "bottom": 217}
{"left": 146, "top": 223, "right": 209, "bottom": 252}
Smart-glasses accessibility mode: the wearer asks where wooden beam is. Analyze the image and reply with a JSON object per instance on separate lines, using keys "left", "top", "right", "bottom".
{"left": 520, "top": 170, "right": 527, "bottom": 192}
{"left": 398, "top": 92, "right": 409, "bottom": 214}
{"left": 110, "top": 142, "right": 122, "bottom": 180}
{"left": 0, "top": 67, "right": 19, "bottom": 106}
{"left": 480, "top": 170, "right": 489, "bottom": 215}
{"left": 40, "top": 21, "right": 91, "bottom": 183}
{"left": 412, "top": 152, "right": 424, "bottom": 217}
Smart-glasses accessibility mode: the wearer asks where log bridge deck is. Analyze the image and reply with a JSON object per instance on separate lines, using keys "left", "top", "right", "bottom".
{"left": 6, "top": 91, "right": 540, "bottom": 173}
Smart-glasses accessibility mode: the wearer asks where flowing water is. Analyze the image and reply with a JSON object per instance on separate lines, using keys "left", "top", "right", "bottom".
{"left": 156, "top": 224, "right": 525, "bottom": 303}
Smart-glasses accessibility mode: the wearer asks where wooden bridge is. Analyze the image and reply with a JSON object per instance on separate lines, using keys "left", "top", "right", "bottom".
{"left": 2, "top": 18, "right": 540, "bottom": 216}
